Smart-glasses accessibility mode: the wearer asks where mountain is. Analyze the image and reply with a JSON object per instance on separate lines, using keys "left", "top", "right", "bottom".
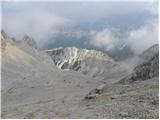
{"left": 46, "top": 47, "right": 128, "bottom": 81}
{"left": 1, "top": 31, "right": 101, "bottom": 118}
{"left": 118, "top": 44, "right": 159, "bottom": 84}
{"left": 140, "top": 44, "right": 159, "bottom": 61}
{"left": 46, "top": 47, "right": 114, "bottom": 70}
{"left": 1, "top": 31, "right": 158, "bottom": 119}
{"left": 1, "top": 31, "right": 58, "bottom": 88}
{"left": 84, "top": 44, "right": 159, "bottom": 118}
{"left": 20, "top": 35, "right": 38, "bottom": 49}
{"left": 42, "top": 29, "right": 134, "bottom": 61}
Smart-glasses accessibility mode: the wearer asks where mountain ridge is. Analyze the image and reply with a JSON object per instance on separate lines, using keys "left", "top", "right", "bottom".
{"left": 46, "top": 46, "right": 128, "bottom": 79}
{"left": 117, "top": 44, "right": 159, "bottom": 84}
{"left": 1, "top": 31, "right": 159, "bottom": 119}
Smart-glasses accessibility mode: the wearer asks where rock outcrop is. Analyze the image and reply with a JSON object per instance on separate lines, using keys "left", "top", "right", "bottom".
{"left": 118, "top": 44, "right": 159, "bottom": 84}
{"left": 22, "top": 35, "right": 38, "bottom": 49}
{"left": 1, "top": 31, "right": 159, "bottom": 119}
{"left": 46, "top": 47, "right": 127, "bottom": 78}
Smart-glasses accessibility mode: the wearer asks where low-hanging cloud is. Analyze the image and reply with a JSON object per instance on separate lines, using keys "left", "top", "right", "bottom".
{"left": 127, "top": 22, "right": 158, "bottom": 54}
{"left": 89, "top": 29, "right": 118, "bottom": 51}
{"left": 2, "top": 2, "right": 71, "bottom": 46}
{"left": 88, "top": 1, "right": 158, "bottom": 54}
{"left": 2, "top": 1, "right": 158, "bottom": 52}
{"left": 89, "top": 20, "right": 158, "bottom": 54}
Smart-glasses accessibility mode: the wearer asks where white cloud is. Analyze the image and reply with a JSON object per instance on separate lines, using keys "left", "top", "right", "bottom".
{"left": 2, "top": 3, "right": 71, "bottom": 46}
{"left": 83, "top": 1, "right": 159, "bottom": 53}
{"left": 90, "top": 20, "right": 158, "bottom": 54}
{"left": 127, "top": 1, "right": 159, "bottom": 54}
{"left": 2, "top": 1, "right": 158, "bottom": 50}
{"left": 89, "top": 29, "right": 117, "bottom": 50}
{"left": 144, "top": 1, "right": 159, "bottom": 16}
{"left": 127, "top": 22, "right": 158, "bottom": 54}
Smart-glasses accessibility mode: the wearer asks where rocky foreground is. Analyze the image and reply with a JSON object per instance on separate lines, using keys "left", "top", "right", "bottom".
{"left": 1, "top": 31, "right": 159, "bottom": 118}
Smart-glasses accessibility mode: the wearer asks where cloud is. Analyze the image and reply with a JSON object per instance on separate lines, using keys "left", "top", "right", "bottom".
{"left": 144, "top": 1, "right": 159, "bottom": 16}
{"left": 89, "top": 20, "right": 158, "bottom": 54}
{"left": 2, "top": 2, "right": 71, "bottom": 46}
{"left": 2, "top": 1, "right": 158, "bottom": 51}
{"left": 89, "top": 29, "right": 117, "bottom": 51}
{"left": 127, "top": 22, "right": 158, "bottom": 54}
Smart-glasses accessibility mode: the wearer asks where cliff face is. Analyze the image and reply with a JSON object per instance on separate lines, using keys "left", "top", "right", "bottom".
{"left": 22, "top": 35, "right": 38, "bottom": 49}
{"left": 1, "top": 31, "right": 57, "bottom": 88}
{"left": 132, "top": 53, "right": 158, "bottom": 80}
{"left": 118, "top": 44, "right": 159, "bottom": 84}
{"left": 140, "top": 44, "right": 159, "bottom": 61}
{"left": 46, "top": 47, "right": 127, "bottom": 78}
{"left": 46, "top": 47, "right": 114, "bottom": 68}
{"left": 1, "top": 31, "right": 159, "bottom": 119}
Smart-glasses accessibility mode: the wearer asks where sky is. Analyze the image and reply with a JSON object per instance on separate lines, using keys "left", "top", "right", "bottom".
{"left": 1, "top": 1, "right": 159, "bottom": 54}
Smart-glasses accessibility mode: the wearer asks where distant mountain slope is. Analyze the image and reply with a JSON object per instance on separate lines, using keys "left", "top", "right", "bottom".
{"left": 46, "top": 47, "right": 127, "bottom": 79}
{"left": 1, "top": 31, "right": 100, "bottom": 118}
{"left": 83, "top": 44, "right": 159, "bottom": 119}
{"left": 17, "top": 35, "right": 38, "bottom": 50}
{"left": 1, "top": 31, "right": 158, "bottom": 119}
{"left": 43, "top": 30, "right": 134, "bottom": 61}
{"left": 118, "top": 44, "right": 159, "bottom": 84}
{"left": 1, "top": 31, "right": 57, "bottom": 87}
{"left": 140, "top": 44, "right": 159, "bottom": 61}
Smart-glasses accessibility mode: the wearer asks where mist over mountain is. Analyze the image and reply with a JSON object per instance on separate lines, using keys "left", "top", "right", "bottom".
{"left": 2, "top": 1, "right": 158, "bottom": 60}
{"left": 1, "top": 31, "right": 159, "bottom": 118}
{"left": 1, "top": 1, "right": 159, "bottom": 119}
{"left": 42, "top": 27, "right": 135, "bottom": 60}
{"left": 118, "top": 44, "right": 159, "bottom": 84}
{"left": 46, "top": 47, "right": 127, "bottom": 79}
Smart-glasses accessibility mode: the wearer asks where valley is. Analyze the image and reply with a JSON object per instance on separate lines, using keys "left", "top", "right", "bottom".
{"left": 1, "top": 31, "right": 159, "bottom": 119}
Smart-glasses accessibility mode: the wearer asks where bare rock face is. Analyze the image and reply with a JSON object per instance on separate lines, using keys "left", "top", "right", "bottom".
{"left": 118, "top": 44, "right": 159, "bottom": 84}
{"left": 1, "top": 30, "right": 8, "bottom": 39}
{"left": 46, "top": 47, "right": 126, "bottom": 78}
{"left": 1, "top": 30, "right": 7, "bottom": 51}
{"left": 132, "top": 53, "right": 158, "bottom": 80}
{"left": 46, "top": 47, "right": 114, "bottom": 68}
{"left": 1, "top": 30, "right": 16, "bottom": 52}
{"left": 22, "top": 35, "right": 38, "bottom": 49}
{"left": 1, "top": 31, "right": 159, "bottom": 119}
{"left": 1, "top": 32, "right": 57, "bottom": 88}
{"left": 140, "top": 44, "right": 159, "bottom": 61}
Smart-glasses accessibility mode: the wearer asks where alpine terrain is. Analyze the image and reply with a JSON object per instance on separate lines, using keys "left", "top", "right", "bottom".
{"left": 1, "top": 31, "right": 159, "bottom": 119}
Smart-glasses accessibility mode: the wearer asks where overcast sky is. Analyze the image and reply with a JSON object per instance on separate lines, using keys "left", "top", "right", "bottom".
{"left": 1, "top": 1, "right": 159, "bottom": 53}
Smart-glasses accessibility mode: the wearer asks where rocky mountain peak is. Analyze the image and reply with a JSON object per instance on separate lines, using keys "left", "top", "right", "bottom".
{"left": 118, "top": 44, "right": 159, "bottom": 84}
{"left": 46, "top": 47, "right": 123, "bottom": 77}
{"left": 47, "top": 47, "right": 114, "bottom": 62}
{"left": 140, "top": 44, "right": 159, "bottom": 60}
{"left": 1, "top": 30, "right": 8, "bottom": 39}
{"left": 46, "top": 47, "right": 115, "bottom": 69}
{"left": 1, "top": 30, "right": 9, "bottom": 51}
{"left": 22, "top": 35, "right": 38, "bottom": 49}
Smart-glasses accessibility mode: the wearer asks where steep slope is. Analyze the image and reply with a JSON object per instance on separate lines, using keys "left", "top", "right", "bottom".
{"left": 1, "top": 31, "right": 100, "bottom": 118}
{"left": 1, "top": 31, "right": 158, "bottom": 119}
{"left": 21, "top": 35, "right": 38, "bottom": 49}
{"left": 46, "top": 47, "right": 128, "bottom": 81}
{"left": 1, "top": 31, "right": 57, "bottom": 88}
{"left": 81, "top": 44, "right": 159, "bottom": 118}
{"left": 140, "top": 44, "right": 159, "bottom": 61}
{"left": 118, "top": 44, "right": 159, "bottom": 84}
